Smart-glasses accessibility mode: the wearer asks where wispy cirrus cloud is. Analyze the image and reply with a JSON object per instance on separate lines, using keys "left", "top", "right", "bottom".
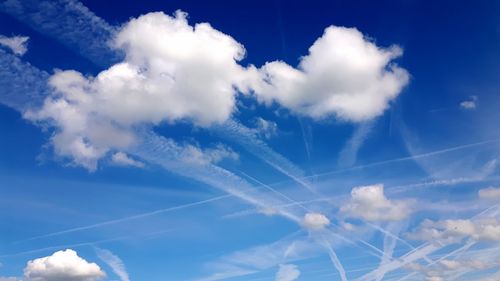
{"left": 0, "top": 0, "right": 120, "bottom": 66}
{"left": 95, "top": 248, "right": 129, "bottom": 281}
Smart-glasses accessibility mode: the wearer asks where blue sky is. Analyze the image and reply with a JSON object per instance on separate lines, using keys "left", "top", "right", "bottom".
{"left": 1, "top": 1, "right": 500, "bottom": 281}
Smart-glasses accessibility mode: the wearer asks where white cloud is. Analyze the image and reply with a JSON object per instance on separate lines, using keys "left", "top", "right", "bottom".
{"left": 440, "top": 259, "right": 492, "bottom": 270}
{"left": 249, "top": 26, "right": 409, "bottom": 122}
{"left": 407, "top": 218, "right": 500, "bottom": 244}
{"left": 25, "top": 11, "right": 252, "bottom": 170}
{"left": 0, "top": 278, "right": 19, "bottom": 281}
{"left": 0, "top": 35, "right": 29, "bottom": 56}
{"left": 95, "top": 248, "right": 129, "bottom": 281}
{"left": 254, "top": 117, "right": 278, "bottom": 139}
{"left": 24, "top": 249, "right": 106, "bottom": 281}
{"left": 275, "top": 264, "right": 300, "bottom": 281}
{"left": 175, "top": 143, "right": 238, "bottom": 166}
{"left": 203, "top": 144, "right": 239, "bottom": 163}
{"left": 479, "top": 187, "right": 500, "bottom": 200}
{"left": 24, "top": 11, "right": 410, "bottom": 171}
{"left": 439, "top": 259, "right": 461, "bottom": 270}
{"left": 301, "top": 212, "right": 330, "bottom": 230}
{"left": 340, "top": 184, "right": 412, "bottom": 222}
{"left": 258, "top": 207, "right": 279, "bottom": 216}
{"left": 404, "top": 258, "right": 498, "bottom": 281}
{"left": 460, "top": 95, "right": 478, "bottom": 110}
{"left": 111, "top": 152, "right": 144, "bottom": 168}
{"left": 0, "top": 0, "right": 119, "bottom": 66}
{"left": 341, "top": 222, "right": 356, "bottom": 231}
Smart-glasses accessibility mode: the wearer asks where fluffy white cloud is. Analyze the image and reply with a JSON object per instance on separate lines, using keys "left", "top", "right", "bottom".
{"left": 301, "top": 212, "right": 330, "bottom": 230}
{"left": 407, "top": 218, "right": 500, "bottom": 244}
{"left": 479, "top": 187, "right": 500, "bottom": 200}
{"left": 460, "top": 95, "right": 478, "bottom": 110}
{"left": 111, "top": 152, "right": 144, "bottom": 168}
{"left": 275, "top": 264, "right": 300, "bottom": 281}
{"left": 340, "top": 184, "right": 412, "bottom": 221}
{"left": 249, "top": 26, "right": 409, "bottom": 121}
{"left": 24, "top": 249, "right": 105, "bottom": 281}
{"left": 0, "top": 35, "right": 29, "bottom": 56}
{"left": 25, "top": 11, "right": 409, "bottom": 170}
{"left": 25, "top": 11, "right": 252, "bottom": 170}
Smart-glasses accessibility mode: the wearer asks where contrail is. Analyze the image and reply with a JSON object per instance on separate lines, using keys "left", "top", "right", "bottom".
{"left": 1, "top": 228, "right": 175, "bottom": 258}
{"left": 213, "top": 120, "right": 317, "bottom": 193}
{"left": 0, "top": 49, "right": 49, "bottom": 111}
{"left": 240, "top": 171, "right": 310, "bottom": 212}
{"left": 1, "top": 0, "right": 121, "bottom": 66}
{"left": 322, "top": 237, "right": 348, "bottom": 281}
{"left": 95, "top": 248, "right": 130, "bottom": 281}
{"left": 337, "top": 121, "right": 374, "bottom": 168}
{"left": 356, "top": 205, "right": 499, "bottom": 281}
{"left": 15, "top": 194, "right": 231, "bottom": 243}
{"left": 314, "top": 138, "right": 500, "bottom": 179}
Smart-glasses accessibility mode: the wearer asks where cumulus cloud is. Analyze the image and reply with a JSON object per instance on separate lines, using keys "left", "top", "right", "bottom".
{"left": 0, "top": 35, "right": 29, "bottom": 56}
{"left": 24, "top": 11, "right": 409, "bottom": 170}
{"left": 340, "top": 184, "right": 412, "bottom": 222}
{"left": 24, "top": 249, "right": 105, "bottom": 281}
{"left": 460, "top": 95, "right": 478, "bottom": 110}
{"left": 249, "top": 26, "right": 409, "bottom": 122}
{"left": 407, "top": 218, "right": 500, "bottom": 244}
{"left": 275, "top": 264, "right": 300, "bottom": 281}
{"left": 478, "top": 187, "right": 500, "bottom": 200}
{"left": 111, "top": 152, "right": 145, "bottom": 168}
{"left": 25, "top": 11, "right": 252, "bottom": 170}
{"left": 301, "top": 212, "right": 330, "bottom": 230}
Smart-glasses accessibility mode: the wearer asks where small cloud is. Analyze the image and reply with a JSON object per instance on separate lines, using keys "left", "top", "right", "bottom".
{"left": 478, "top": 187, "right": 500, "bottom": 200}
{"left": 460, "top": 95, "right": 478, "bottom": 110}
{"left": 275, "top": 264, "right": 300, "bottom": 281}
{"left": 439, "top": 259, "right": 461, "bottom": 270}
{"left": 301, "top": 212, "right": 330, "bottom": 230}
{"left": 426, "top": 277, "right": 444, "bottom": 281}
{"left": 0, "top": 35, "right": 29, "bottom": 56}
{"left": 181, "top": 144, "right": 238, "bottom": 166}
{"left": 407, "top": 218, "right": 500, "bottom": 244}
{"left": 340, "top": 184, "right": 412, "bottom": 222}
{"left": 111, "top": 152, "right": 145, "bottom": 168}
{"left": 254, "top": 117, "right": 278, "bottom": 139}
{"left": 258, "top": 207, "right": 278, "bottom": 216}
{"left": 24, "top": 249, "right": 106, "bottom": 281}
{"left": 204, "top": 144, "right": 239, "bottom": 163}
{"left": 341, "top": 221, "right": 356, "bottom": 231}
